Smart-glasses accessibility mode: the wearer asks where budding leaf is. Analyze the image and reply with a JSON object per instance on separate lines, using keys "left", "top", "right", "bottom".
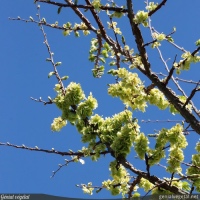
{"left": 48, "top": 71, "right": 55, "bottom": 78}
{"left": 107, "top": 69, "right": 117, "bottom": 75}
{"left": 46, "top": 58, "right": 51, "bottom": 61}
{"left": 55, "top": 62, "right": 62, "bottom": 66}
{"left": 29, "top": 16, "right": 34, "bottom": 21}
{"left": 96, "top": 188, "right": 102, "bottom": 193}
{"left": 195, "top": 39, "right": 200, "bottom": 46}
{"left": 61, "top": 76, "right": 69, "bottom": 80}
{"left": 99, "top": 57, "right": 106, "bottom": 63}
{"left": 48, "top": 96, "right": 52, "bottom": 101}
{"left": 122, "top": 35, "right": 126, "bottom": 45}
{"left": 57, "top": 6, "right": 62, "bottom": 14}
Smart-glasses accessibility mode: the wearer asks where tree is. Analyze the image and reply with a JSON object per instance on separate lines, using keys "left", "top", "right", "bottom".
{"left": 1, "top": 0, "right": 200, "bottom": 198}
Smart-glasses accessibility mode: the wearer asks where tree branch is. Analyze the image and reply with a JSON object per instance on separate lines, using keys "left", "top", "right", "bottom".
{"left": 183, "top": 81, "right": 200, "bottom": 109}
{"left": 148, "top": 0, "right": 168, "bottom": 16}
{"left": 126, "top": 0, "right": 151, "bottom": 74}
{"left": 35, "top": 0, "right": 128, "bottom": 13}
{"left": 119, "top": 157, "right": 189, "bottom": 195}
{"left": 0, "top": 142, "right": 109, "bottom": 157}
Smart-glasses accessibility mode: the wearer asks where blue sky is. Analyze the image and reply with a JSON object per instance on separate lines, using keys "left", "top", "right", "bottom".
{"left": 0, "top": 0, "right": 200, "bottom": 199}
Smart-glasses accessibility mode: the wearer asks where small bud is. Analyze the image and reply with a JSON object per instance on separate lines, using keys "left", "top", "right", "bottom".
{"left": 55, "top": 62, "right": 62, "bottom": 67}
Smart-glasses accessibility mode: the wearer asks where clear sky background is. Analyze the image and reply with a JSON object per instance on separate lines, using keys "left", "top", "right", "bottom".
{"left": 0, "top": 0, "right": 200, "bottom": 199}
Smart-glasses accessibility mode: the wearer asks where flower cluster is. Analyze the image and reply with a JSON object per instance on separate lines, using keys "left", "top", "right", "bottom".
{"left": 91, "top": 0, "right": 101, "bottom": 11}
{"left": 51, "top": 117, "right": 67, "bottom": 132}
{"left": 147, "top": 88, "right": 169, "bottom": 110}
{"left": 151, "top": 32, "right": 166, "bottom": 48}
{"left": 139, "top": 178, "right": 154, "bottom": 192}
{"left": 76, "top": 109, "right": 141, "bottom": 159}
{"left": 52, "top": 82, "right": 98, "bottom": 131}
{"left": 107, "top": 21, "right": 122, "bottom": 35}
{"left": 174, "top": 51, "right": 200, "bottom": 74}
{"left": 62, "top": 22, "right": 90, "bottom": 37}
{"left": 76, "top": 93, "right": 98, "bottom": 119}
{"left": 186, "top": 141, "right": 200, "bottom": 192}
{"left": 153, "top": 33, "right": 166, "bottom": 41}
{"left": 129, "top": 55, "right": 144, "bottom": 69}
{"left": 146, "top": 2, "right": 158, "bottom": 11}
{"left": 133, "top": 10, "right": 148, "bottom": 27}
{"left": 99, "top": 110, "right": 140, "bottom": 158}
{"left": 110, "top": 116, "right": 140, "bottom": 157}
{"left": 82, "top": 182, "right": 94, "bottom": 195}
{"left": 108, "top": 68, "right": 147, "bottom": 112}
{"left": 102, "top": 160, "right": 131, "bottom": 196}
{"left": 134, "top": 133, "right": 149, "bottom": 159}
{"left": 148, "top": 124, "right": 187, "bottom": 172}
{"left": 169, "top": 95, "right": 192, "bottom": 115}
{"left": 111, "top": 11, "right": 124, "bottom": 19}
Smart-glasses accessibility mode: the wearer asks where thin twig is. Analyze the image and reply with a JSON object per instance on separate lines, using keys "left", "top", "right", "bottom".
{"left": 157, "top": 73, "right": 200, "bottom": 85}
{"left": 141, "top": 119, "right": 184, "bottom": 123}
{"left": 36, "top": 5, "right": 66, "bottom": 95}
{"left": 0, "top": 142, "right": 109, "bottom": 157}
{"left": 164, "top": 55, "right": 177, "bottom": 86}
{"left": 128, "top": 176, "right": 141, "bottom": 199}
{"left": 183, "top": 81, "right": 200, "bottom": 109}
{"left": 151, "top": 27, "right": 187, "bottom": 52}
{"left": 30, "top": 97, "right": 53, "bottom": 105}
{"left": 51, "top": 158, "right": 79, "bottom": 178}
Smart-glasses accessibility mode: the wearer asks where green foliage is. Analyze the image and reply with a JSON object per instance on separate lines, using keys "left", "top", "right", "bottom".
{"left": 101, "top": 160, "right": 131, "bottom": 197}
{"left": 10, "top": 0, "right": 200, "bottom": 198}
{"left": 108, "top": 68, "right": 147, "bottom": 112}
{"left": 174, "top": 52, "right": 200, "bottom": 74}
{"left": 133, "top": 10, "right": 149, "bottom": 27}
{"left": 146, "top": 2, "right": 158, "bottom": 11}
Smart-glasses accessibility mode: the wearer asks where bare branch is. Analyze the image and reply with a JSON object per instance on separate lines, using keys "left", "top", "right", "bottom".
{"left": 0, "top": 142, "right": 109, "bottom": 157}
{"left": 141, "top": 119, "right": 184, "bottom": 123}
{"left": 30, "top": 97, "right": 53, "bottom": 105}
{"left": 36, "top": 5, "right": 66, "bottom": 95}
{"left": 128, "top": 176, "right": 141, "bottom": 198}
{"left": 119, "top": 157, "right": 189, "bottom": 194}
{"left": 164, "top": 55, "right": 177, "bottom": 86}
{"left": 51, "top": 158, "right": 78, "bottom": 178}
{"left": 126, "top": 0, "right": 151, "bottom": 74}
{"left": 157, "top": 73, "right": 200, "bottom": 85}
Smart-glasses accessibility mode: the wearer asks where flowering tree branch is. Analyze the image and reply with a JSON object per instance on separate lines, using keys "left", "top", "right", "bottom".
{"left": 2, "top": 0, "right": 200, "bottom": 198}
